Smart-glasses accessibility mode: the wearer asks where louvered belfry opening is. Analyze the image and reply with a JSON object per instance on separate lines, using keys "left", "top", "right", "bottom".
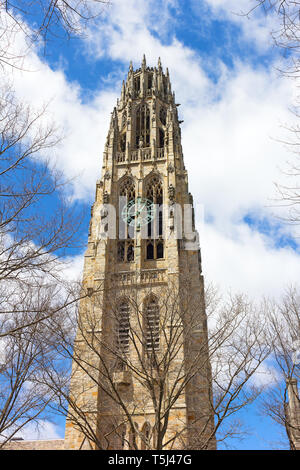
{"left": 116, "top": 301, "right": 130, "bottom": 370}
{"left": 145, "top": 297, "right": 160, "bottom": 353}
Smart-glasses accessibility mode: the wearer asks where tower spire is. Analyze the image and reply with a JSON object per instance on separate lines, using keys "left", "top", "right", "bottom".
{"left": 142, "top": 54, "right": 146, "bottom": 70}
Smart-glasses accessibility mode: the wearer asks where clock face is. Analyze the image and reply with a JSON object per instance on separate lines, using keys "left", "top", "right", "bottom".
{"left": 121, "top": 197, "right": 155, "bottom": 227}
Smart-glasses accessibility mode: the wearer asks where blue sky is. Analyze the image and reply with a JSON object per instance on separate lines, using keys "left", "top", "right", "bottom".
{"left": 3, "top": 0, "right": 300, "bottom": 449}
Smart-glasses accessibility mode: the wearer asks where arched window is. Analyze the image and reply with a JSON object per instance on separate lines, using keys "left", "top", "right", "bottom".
{"left": 115, "top": 300, "right": 130, "bottom": 371}
{"left": 159, "top": 106, "right": 166, "bottom": 125}
{"left": 120, "top": 132, "right": 126, "bottom": 152}
{"left": 146, "top": 241, "right": 154, "bottom": 260}
{"left": 144, "top": 297, "right": 160, "bottom": 353}
{"left": 120, "top": 177, "right": 135, "bottom": 201}
{"left": 129, "top": 423, "right": 139, "bottom": 450}
{"left": 157, "top": 241, "right": 164, "bottom": 259}
{"left": 136, "top": 104, "right": 150, "bottom": 148}
{"left": 145, "top": 175, "right": 164, "bottom": 259}
{"left": 127, "top": 242, "right": 134, "bottom": 262}
{"left": 159, "top": 128, "right": 164, "bottom": 148}
{"left": 118, "top": 178, "right": 135, "bottom": 262}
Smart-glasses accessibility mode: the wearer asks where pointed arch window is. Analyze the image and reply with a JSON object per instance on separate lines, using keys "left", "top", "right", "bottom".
{"left": 120, "top": 132, "right": 126, "bottom": 152}
{"left": 136, "top": 104, "right": 150, "bottom": 148}
{"left": 145, "top": 176, "right": 164, "bottom": 259}
{"left": 120, "top": 177, "right": 135, "bottom": 201}
{"left": 156, "top": 241, "right": 164, "bottom": 259}
{"left": 129, "top": 423, "right": 139, "bottom": 450}
{"left": 159, "top": 128, "right": 164, "bottom": 148}
{"left": 146, "top": 241, "right": 154, "bottom": 260}
{"left": 118, "top": 178, "right": 135, "bottom": 262}
{"left": 127, "top": 242, "right": 134, "bottom": 262}
{"left": 159, "top": 106, "right": 166, "bottom": 125}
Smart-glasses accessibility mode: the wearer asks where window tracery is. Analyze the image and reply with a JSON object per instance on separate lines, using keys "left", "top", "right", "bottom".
{"left": 159, "top": 106, "right": 166, "bottom": 125}
{"left": 120, "top": 132, "right": 126, "bottom": 152}
{"left": 145, "top": 176, "right": 164, "bottom": 259}
{"left": 118, "top": 178, "right": 135, "bottom": 262}
{"left": 136, "top": 104, "right": 150, "bottom": 148}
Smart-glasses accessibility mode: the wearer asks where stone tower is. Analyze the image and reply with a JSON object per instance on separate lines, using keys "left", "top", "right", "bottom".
{"left": 64, "top": 57, "right": 215, "bottom": 450}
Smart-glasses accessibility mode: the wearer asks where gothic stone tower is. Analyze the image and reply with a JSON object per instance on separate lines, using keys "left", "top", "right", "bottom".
{"left": 64, "top": 57, "right": 215, "bottom": 450}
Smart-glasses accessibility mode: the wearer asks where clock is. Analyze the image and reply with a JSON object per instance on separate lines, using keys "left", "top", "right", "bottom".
{"left": 121, "top": 197, "right": 155, "bottom": 227}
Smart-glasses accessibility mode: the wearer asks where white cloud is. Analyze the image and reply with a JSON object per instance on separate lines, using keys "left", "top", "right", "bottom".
{"left": 202, "top": 0, "right": 280, "bottom": 52}
{"left": 63, "top": 254, "right": 84, "bottom": 281}
{"left": 10, "top": 64, "right": 117, "bottom": 201}
{"left": 184, "top": 61, "right": 295, "bottom": 225}
{"left": 248, "top": 361, "right": 282, "bottom": 388}
{"left": 16, "top": 420, "right": 63, "bottom": 440}
{"left": 201, "top": 222, "right": 300, "bottom": 298}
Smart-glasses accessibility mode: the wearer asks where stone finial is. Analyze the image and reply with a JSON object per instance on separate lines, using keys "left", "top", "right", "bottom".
{"left": 110, "top": 107, "right": 117, "bottom": 128}
{"left": 121, "top": 80, "right": 125, "bottom": 101}
{"left": 142, "top": 54, "right": 146, "bottom": 70}
{"left": 129, "top": 61, "right": 133, "bottom": 73}
{"left": 158, "top": 57, "right": 162, "bottom": 70}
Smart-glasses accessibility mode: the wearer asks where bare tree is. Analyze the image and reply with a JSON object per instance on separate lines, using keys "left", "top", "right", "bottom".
{"left": 0, "top": 0, "right": 110, "bottom": 69}
{"left": 0, "top": 296, "right": 61, "bottom": 446}
{"left": 0, "top": 82, "right": 89, "bottom": 333}
{"left": 260, "top": 286, "right": 300, "bottom": 449}
{"left": 243, "top": 2, "right": 300, "bottom": 225}
{"left": 0, "top": 90, "right": 89, "bottom": 438}
{"left": 0, "top": 0, "right": 111, "bottom": 441}
{"left": 245, "top": 2, "right": 300, "bottom": 68}
{"left": 39, "top": 280, "right": 271, "bottom": 450}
